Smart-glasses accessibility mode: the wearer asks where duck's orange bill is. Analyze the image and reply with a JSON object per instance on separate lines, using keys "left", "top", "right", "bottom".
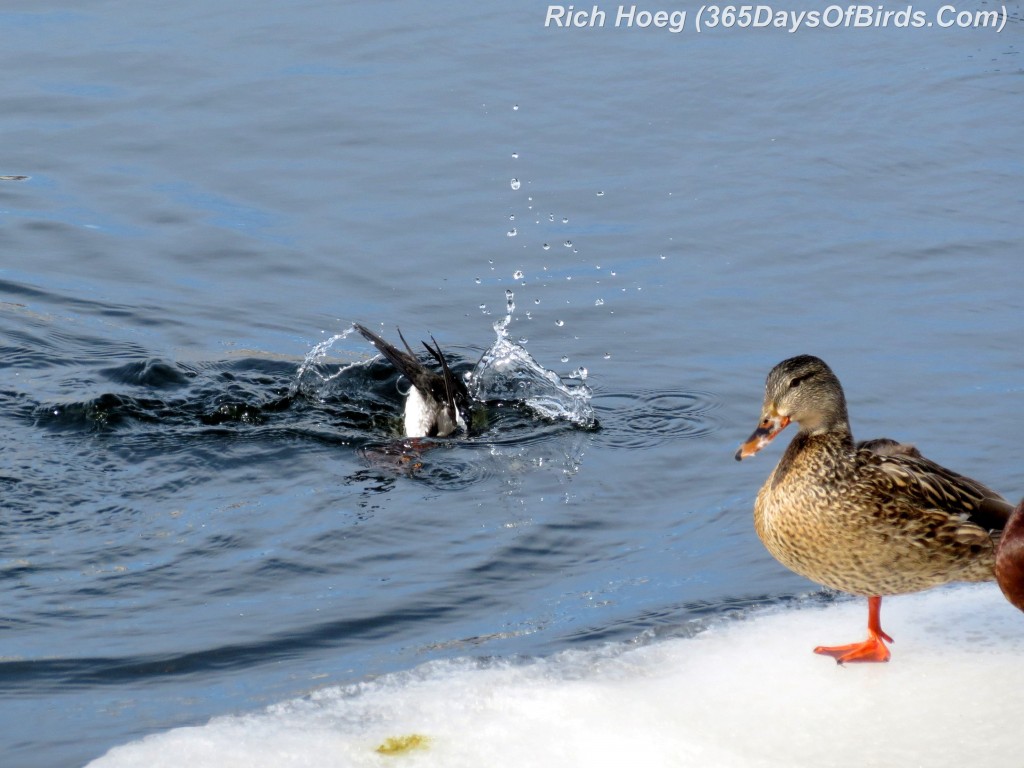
{"left": 734, "top": 415, "right": 790, "bottom": 461}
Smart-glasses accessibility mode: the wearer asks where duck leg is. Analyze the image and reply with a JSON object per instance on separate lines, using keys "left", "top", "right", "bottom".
{"left": 813, "top": 595, "right": 893, "bottom": 664}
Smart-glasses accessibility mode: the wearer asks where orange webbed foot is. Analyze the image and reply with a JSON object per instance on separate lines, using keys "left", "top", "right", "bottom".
{"left": 814, "top": 628, "right": 893, "bottom": 664}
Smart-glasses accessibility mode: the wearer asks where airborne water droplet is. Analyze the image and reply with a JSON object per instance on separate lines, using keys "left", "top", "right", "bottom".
{"left": 510, "top": 178, "right": 521, "bottom": 190}
{"left": 555, "top": 319, "right": 564, "bottom": 327}
{"left": 507, "top": 228, "right": 517, "bottom": 237}
{"left": 594, "top": 298, "right": 604, "bottom": 306}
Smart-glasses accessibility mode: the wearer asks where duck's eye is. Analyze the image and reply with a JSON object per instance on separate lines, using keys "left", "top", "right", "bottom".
{"left": 789, "top": 372, "right": 813, "bottom": 389}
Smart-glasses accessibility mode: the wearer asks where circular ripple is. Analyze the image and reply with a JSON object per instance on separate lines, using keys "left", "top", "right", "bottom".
{"left": 358, "top": 441, "right": 500, "bottom": 490}
{"left": 591, "top": 389, "right": 721, "bottom": 449}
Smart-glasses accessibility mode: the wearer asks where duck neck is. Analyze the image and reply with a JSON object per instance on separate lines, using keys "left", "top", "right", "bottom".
{"left": 799, "top": 417, "right": 853, "bottom": 447}
{"left": 796, "top": 385, "right": 852, "bottom": 442}
{"left": 771, "top": 427, "right": 854, "bottom": 489}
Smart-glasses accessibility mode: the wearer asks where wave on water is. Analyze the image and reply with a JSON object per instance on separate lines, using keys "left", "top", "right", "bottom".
{"left": 10, "top": 295, "right": 602, "bottom": 516}
{"left": 87, "top": 584, "right": 1024, "bottom": 768}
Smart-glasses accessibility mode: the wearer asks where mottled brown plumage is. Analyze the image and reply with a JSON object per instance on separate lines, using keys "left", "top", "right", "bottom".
{"left": 736, "top": 355, "right": 1011, "bottom": 663}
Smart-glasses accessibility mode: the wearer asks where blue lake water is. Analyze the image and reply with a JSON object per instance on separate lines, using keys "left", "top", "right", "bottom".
{"left": 2, "top": 2, "right": 1023, "bottom": 766}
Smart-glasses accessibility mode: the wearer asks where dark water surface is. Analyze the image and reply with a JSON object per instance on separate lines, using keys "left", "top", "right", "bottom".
{"left": 2, "top": 1, "right": 1022, "bottom": 765}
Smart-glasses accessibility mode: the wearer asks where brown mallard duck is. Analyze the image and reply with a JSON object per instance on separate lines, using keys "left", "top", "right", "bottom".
{"left": 735, "top": 355, "right": 1011, "bottom": 663}
{"left": 996, "top": 499, "right": 1024, "bottom": 613}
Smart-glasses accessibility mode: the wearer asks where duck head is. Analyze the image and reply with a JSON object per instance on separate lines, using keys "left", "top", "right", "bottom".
{"left": 735, "top": 355, "right": 849, "bottom": 461}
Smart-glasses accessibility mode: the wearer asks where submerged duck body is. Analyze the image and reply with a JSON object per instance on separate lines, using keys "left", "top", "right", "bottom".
{"left": 354, "top": 323, "right": 471, "bottom": 439}
{"left": 736, "top": 355, "right": 1011, "bottom": 663}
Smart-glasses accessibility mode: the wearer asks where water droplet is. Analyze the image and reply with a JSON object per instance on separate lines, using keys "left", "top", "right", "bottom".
{"left": 518, "top": 336, "right": 528, "bottom": 344}
{"left": 596, "top": 191, "right": 604, "bottom": 197}
{"left": 610, "top": 271, "right": 617, "bottom": 276}
{"left": 512, "top": 152, "right": 519, "bottom": 159}
{"left": 479, "top": 303, "right": 487, "bottom": 310}
{"left": 475, "top": 277, "right": 481, "bottom": 284}
{"left": 561, "top": 355, "right": 569, "bottom": 363}
{"left": 563, "top": 240, "right": 572, "bottom": 248}
{"left": 603, "top": 352, "right": 611, "bottom": 360}
{"left": 594, "top": 298, "right": 604, "bottom": 306}
{"left": 510, "top": 178, "right": 521, "bottom": 190}
{"left": 555, "top": 319, "right": 564, "bottom": 327}
{"left": 548, "top": 214, "right": 555, "bottom": 222}
{"left": 575, "top": 367, "right": 588, "bottom": 379}
{"left": 512, "top": 104, "right": 519, "bottom": 111}
{"left": 659, "top": 254, "right": 666, "bottom": 260}
{"left": 562, "top": 217, "right": 569, "bottom": 224}
{"left": 507, "top": 228, "right": 517, "bottom": 237}
{"left": 542, "top": 243, "right": 550, "bottom": 250}
{"left": 513, "top": 269, "right": 524, "bottom": 280}
{"left": 534, "top": 298, "right": 540, "bottom": 304}
{"left": 509, "top": 214, "right": 515, "bottom": 221}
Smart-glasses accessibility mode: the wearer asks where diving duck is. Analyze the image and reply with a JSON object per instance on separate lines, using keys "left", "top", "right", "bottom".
{"left": 354, "top": 323, "right": 471, "bottom": 438}
{"left": 996, "top": 498, "right": 1024, "bottom": 612}
{"left": 735, "top": 355, "right": 1011, "bottom": 663}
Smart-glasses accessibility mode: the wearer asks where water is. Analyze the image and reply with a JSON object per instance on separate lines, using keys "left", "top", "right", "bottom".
{"left": 2, "top": 1, "right": 1022, "bottom": 766}
{"left": 86, "top": 586, "right": 1024, "bottom": 768}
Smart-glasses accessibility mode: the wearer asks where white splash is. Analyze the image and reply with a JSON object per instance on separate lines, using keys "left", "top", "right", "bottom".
{"left": 469, "top": 290, "right": 596, "bottom": 428}
{"left": 290, "top": 327, "right": 359, "bottom": 399}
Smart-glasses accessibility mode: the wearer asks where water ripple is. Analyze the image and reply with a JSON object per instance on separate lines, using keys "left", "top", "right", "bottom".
{"left": 590, "top": 389, "right": 721, "bottom": 449}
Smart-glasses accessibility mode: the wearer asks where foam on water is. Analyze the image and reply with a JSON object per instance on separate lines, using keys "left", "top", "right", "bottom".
{"left": 89, "top": 584, "right": 1023, "bottom": 768}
